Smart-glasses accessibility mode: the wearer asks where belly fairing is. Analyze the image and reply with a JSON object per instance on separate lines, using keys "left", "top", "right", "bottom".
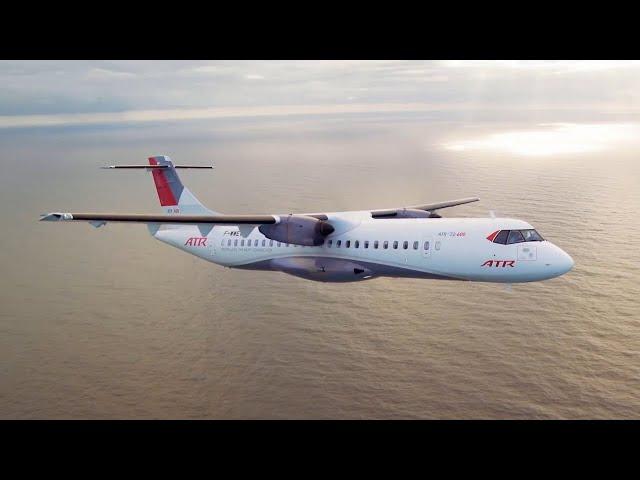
{"left": 234, "top": 256, "right": 460, "bottom": 283}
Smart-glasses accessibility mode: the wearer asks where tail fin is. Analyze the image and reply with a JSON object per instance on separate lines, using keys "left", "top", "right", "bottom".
{"left": 147, "top": 155, "right": 218, "bottom": 215}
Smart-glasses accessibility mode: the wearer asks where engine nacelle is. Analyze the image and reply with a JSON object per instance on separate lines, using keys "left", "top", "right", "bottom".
{"left": 396, "top": 208, "right": 433, "bottom": 218}
{"left": 259, "top": 215, "right": 335, "bottom": 246}
{"left": 372, "top": 208, "right": 437, "bottom": 219}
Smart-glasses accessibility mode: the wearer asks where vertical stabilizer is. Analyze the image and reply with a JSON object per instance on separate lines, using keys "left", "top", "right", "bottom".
{"left": 147, "top": 155, "right": 218, "bottom": 215}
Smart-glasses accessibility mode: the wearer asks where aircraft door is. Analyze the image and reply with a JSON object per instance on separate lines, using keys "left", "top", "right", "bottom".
{"left": 209, "top": 233, "right": 216, "bottom": 257}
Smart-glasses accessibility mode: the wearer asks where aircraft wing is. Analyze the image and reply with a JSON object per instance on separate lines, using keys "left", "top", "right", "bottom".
{"left": 40, "top": 212, "right": 278, "bottom": 226}
{"left": 40, "top": 197, "right": 478, "bottom": 226}
{"left": 370, "top": 197, "right": 479, "bottom": 218}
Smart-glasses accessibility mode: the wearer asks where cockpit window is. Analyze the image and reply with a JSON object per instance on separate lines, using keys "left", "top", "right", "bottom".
{"left": 507, "top": 230, "right": 525, "bottom": 244}
{"left": 492, "top": 229, "right": 545, "bottom": 244}
{"left": 522, "top": 229, "right": 544, "bottom": 242}
{"left": 494, "top": 230, "right": 510, "bottom": 245}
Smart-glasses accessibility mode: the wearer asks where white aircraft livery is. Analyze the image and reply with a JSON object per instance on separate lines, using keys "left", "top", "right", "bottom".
{"left": 41, "top": 155, "right": 574, "bottom": 283}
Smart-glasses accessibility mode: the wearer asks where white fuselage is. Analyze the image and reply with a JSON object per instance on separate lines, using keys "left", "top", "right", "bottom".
{"left": 152, "top": 210, "right": 574, "bottom": 283}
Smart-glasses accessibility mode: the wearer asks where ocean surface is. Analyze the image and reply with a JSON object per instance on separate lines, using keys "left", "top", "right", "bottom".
{"left": 1, "top": 113, "right": 639, "bottom": 418}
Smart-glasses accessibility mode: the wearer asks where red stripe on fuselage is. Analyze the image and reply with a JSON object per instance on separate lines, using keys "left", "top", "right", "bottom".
{"left": 486, "top": 230, "right": 499, "bottom": 242}
{"left": 149, "top": 157, "right": 177, "bottom": 206}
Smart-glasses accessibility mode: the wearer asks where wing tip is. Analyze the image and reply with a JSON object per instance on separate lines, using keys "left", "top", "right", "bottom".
{"left": 39, "top": 212, "right": 72, "bottom": 221}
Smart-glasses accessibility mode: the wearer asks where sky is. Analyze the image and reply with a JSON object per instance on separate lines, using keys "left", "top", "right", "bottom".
{"left": 2, "top": 60, "right": 640, "bottom": 156}
{"left": 2, "top": 60, "right": 640, "bottom": 120}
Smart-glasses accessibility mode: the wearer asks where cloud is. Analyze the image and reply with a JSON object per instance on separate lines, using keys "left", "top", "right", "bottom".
{"left": 440, "top": 60, "right": 640, "bottom": 74}
{"left": 4, "top": 101, "right": 640, "bottom": 130}
{"left": 186, "top": 64, "right": 234, "bottom": 75}
{"left": 0, "top": 103, "right": 457, "bottom": 128}
{"left": 86, "top": 67, "right": 136, "bottom": 80}
{"left": 2, "top": 60, "right": 640, "bottom": 120}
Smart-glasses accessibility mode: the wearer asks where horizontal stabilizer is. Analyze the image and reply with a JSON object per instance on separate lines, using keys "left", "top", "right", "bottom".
{"left": 101, "top": 164, "right": 214, "bottom": 169}
{"left": 40, "top": 212, "right": 277, "bottom": 225}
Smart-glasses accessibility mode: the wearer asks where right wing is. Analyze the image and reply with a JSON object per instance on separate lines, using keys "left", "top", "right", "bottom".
{"left": 370, "top": 197, "right": 479, "bottom": 218}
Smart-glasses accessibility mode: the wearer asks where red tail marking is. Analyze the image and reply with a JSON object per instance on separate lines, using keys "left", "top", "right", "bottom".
{"left": 486, "top": 230, "right": 500, "bottom": 242}
{"left": 149, "top": 157, "right": 177, "bottom": 206}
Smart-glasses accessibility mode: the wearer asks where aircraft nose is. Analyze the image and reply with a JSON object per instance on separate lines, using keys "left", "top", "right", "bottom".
{"left": 544, "top": 243, "right": 574, "bottom": 278}
{"left": 558, "top": 249, "right": 574, "bottom": 274}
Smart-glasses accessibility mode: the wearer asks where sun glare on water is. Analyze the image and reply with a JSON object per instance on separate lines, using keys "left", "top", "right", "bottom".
{"left": 443, "top": 123, "right": 640, "bottom": 157}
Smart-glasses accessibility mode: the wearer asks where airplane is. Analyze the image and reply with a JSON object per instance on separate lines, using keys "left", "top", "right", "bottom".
{"left": 40, "top": 155, "right": 574, "bottom": 283}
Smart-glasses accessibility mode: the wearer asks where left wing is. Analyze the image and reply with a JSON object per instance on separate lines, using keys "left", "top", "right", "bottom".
{"left": 40, "top": 212, "right": 335, "bottom": 246}
{"left": 40, "top": 212, "right": 278, "bottom": 226}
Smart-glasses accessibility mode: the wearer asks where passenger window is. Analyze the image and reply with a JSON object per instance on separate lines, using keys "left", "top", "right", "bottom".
{"left": 355, "top": 240, "right": 360, "bottom": 248}
{"left": 374, "top": 241, "right": 379, "bottom": 249}
{"left": 255, "top": 239, "right": 259, "bottom": 247}
{"left": 328, "top": 240, "right": 332, "bottom": 247}
{"left": 277, "top": 242, "right": 281, "bottom": 247}
{"left": 364, "top": 241, "right": 369, "bottom": 249}
{"left": 228, "top": 239, "right": 232, "bottom": 246}
{"left": 403, "top": 241, "right": 408, "bottom": 250}
{"left": 337, "top": 240, "right": 342, "bottom": 248}
{"left": 234, "top": 239, "right": 238, "bottom": 246}
{"left": 424, "top": 241, "right": 429, "bottom": 250}
{"left": 413, "top": 241, "right": 419, "bottom": 250}
{"left": 435, "top": 241, "right": 441, "bottom": 250}
{"left": 383, "top": 241, "right": 388, "bottom": 249}
{"left": 494, "top": 230, "right": 509, "bottom": 245}
{"left": 241, "top": 239, "right": 245, "bottom": 246}
{"left": 507, "top": 230, "right": 525, "bottom": 244}
{"left": 269, "top": 240, "right": 273, "bottom": 247}
{"left": 393, "top": 241, "right": 398, "bottom": 249}
{"left": 346, "top": 240, "right": 351, "bottom": 248}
